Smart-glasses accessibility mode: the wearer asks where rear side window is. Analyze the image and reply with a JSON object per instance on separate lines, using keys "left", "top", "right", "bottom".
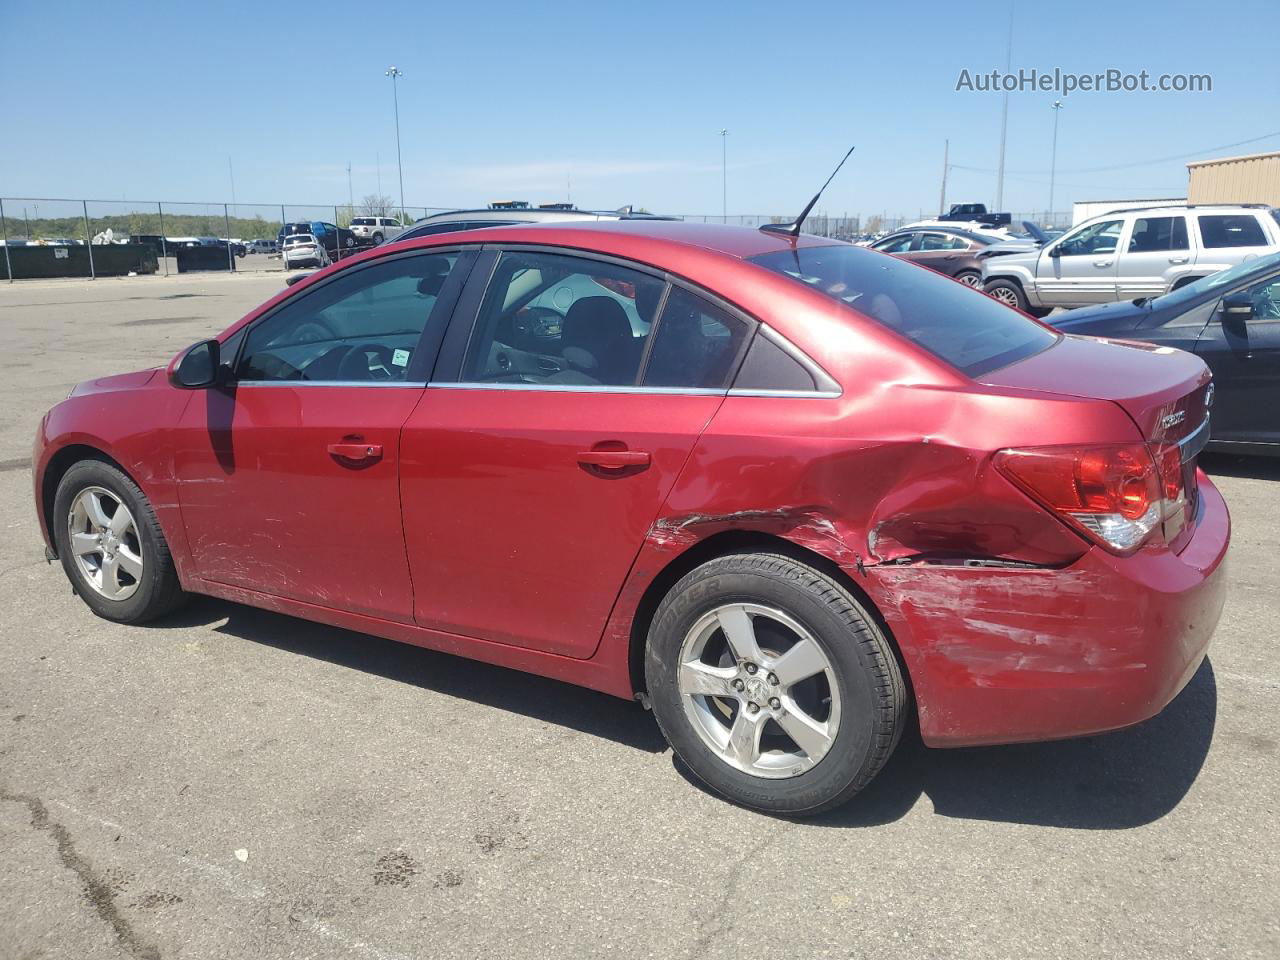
{"left": 1129, "top": 216, "right": 1188, "bottom": 252}
{"left": 749, "top": 244, "right": 1058, "bottom": 377}
{"left": 1198, "top": 214, "right": 1267, "bottom": 248}
{"left": 919, "top": 233, "right": 968, "bottom": 251}
{"left": 733, "top": 333, "right": 821, "bottom": 392}
{"left": 642, "top": 288, "right": 751, "bottom": 389}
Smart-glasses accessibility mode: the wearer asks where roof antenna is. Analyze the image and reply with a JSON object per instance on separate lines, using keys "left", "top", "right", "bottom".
{"left": 761, "top": 145, "right": 855, "bottom": 238}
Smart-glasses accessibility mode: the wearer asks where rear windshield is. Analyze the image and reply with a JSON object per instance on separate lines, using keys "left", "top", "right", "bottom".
{"left": 286, "top": 235, "right": 314, "bottom": 244}
{"left": 749, "top": 244, "right": 1058, "bottom": 377}
{"left": 351, "top": 218, "right": 374, "bottom": 226}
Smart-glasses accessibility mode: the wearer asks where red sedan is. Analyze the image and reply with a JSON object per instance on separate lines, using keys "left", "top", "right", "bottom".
{"left": 32, "top": 221, "right": 1229, "bottom": 814}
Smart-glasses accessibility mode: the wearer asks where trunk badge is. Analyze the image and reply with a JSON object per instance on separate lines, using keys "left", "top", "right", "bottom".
{"left": 1161, "top": 411, "right": 1186, "bottom": 429}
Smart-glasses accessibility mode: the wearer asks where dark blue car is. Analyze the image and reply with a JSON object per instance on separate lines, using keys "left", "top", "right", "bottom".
{"left": 1051, "top": 252, "right": 1280, "bottom": 453}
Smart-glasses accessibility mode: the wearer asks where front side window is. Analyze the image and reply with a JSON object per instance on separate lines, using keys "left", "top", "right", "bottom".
{"left": 642, "top": 288, "right": 751, "bottom": 388}
{"left": 749, "top": 244, "right": 1057, "bottom": 377}
{"left": 239, "top": 252, "right": 460, "bottom": 382}
{"left": 1237, "top": 274, "right": 1280, "bottom": 322}
{"left": 1198, "top": 214, "right": 1268, "bottom": 248}
{"left": 1128, "top": 217, "right": 1188, "bottom": 253}
{"left": 1056, "top": 219, "right": 1123, "bottom": 256}
{"left": 461, "top": 251, "right": 665, "bottom": 386}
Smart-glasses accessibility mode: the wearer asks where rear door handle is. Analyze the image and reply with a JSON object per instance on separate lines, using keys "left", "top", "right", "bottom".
{"left": 577, "top": 449, "right": 650, "bottom": 470}
{"left": 328, "top": 442, "right": 383, "bottom": 462}
{"left": 1169, "top": 256, "right": 1189, "bottom": 264}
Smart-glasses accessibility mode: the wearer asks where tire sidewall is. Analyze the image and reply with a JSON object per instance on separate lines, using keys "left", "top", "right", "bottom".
{"left": 986, "top": 279, "right": 1027, "bottom": 311}
{"left": 646, "top": 560, "right": 891, "bottom": 815}
{"left": 53, "top": 461, "right": 168, "bottom": 623}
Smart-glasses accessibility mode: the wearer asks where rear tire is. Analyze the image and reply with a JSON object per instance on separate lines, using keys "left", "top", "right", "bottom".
{"left": 645, "top": 552, "right": 906, "bottom": 816}
{"left": 954, "top": 270, "right": 981, "bottom": 287}
{"left": 53, "top": 460, "right": 186, "bottom": 624}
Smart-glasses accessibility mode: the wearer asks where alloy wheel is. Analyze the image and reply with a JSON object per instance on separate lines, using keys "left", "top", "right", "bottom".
{"left": 990, "top": 286, "right": 1019, "bottom": 306}
{"left": 66, "top": 486, "right": 143, "bottom": 601}
{"left": 678, "top": 603, "right": 841, "bottom": 779}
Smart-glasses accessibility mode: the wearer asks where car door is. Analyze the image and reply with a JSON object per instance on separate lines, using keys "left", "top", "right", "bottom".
{"left": 398, "top": 248, "right": 753, "bottom": 658}
{"left": 1193, "top": 271, "right": 1280, "bottom": 445}
{"left": 909, "top": 232, "right": 971, "bottom": 278}
{"left": 173, "top": 247, "right": 474, "bottom": 621}
{"left": 1116, "top": 215, "right": 1190, "bottom": 300}
{"left": 1036, "top": 218, "right": 1124, "bottom": 306}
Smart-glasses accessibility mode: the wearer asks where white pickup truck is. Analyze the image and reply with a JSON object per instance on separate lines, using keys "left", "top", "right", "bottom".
{"left": 982, "top": 204, "right": 1280, "bottom": 315}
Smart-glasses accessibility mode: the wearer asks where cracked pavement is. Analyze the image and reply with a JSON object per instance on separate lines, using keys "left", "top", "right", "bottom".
{"left": 1, "top": 273, "right": 1277, "bottom": 959}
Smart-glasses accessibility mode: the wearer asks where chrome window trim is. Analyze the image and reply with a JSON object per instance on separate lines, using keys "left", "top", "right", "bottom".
{"left": 726, "top": 387, "right": 842, "bottom": 399}
{"left": 1180, "top": 416, "right": 1211, "bottom": 461}
{"left": 235, "top": 380, "right": 427, "bottom": 388}
{"left": 426, "top": 381, "right": 726, "bottom": 397}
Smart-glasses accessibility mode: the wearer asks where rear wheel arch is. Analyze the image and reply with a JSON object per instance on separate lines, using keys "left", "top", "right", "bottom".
{"left": 626, "top": 530, "right": 913, "bottom": 708}
{"left": 1171, "top": 275, "right": 1205, "bottom": 291}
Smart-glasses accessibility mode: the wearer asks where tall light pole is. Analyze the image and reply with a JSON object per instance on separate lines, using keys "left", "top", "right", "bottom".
{"left": 995, "top": 6, "right": 1013, "bottom": 210}
{"left": 1048, "top": 100, "right": 1064, "bottom": 225}
{"left": 720, "top": 129, "right": 728, "bottom": 223}
{"left": 386, "top": 66, "right": 406, "bottom": 222}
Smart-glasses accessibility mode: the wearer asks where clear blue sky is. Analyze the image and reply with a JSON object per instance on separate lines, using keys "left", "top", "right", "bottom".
{"left": 2, "top": 0, "right": 1276, "bottom": 217}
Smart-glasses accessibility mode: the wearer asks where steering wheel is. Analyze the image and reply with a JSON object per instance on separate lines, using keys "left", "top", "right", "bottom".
{"left": 337, "top": 343, "right": 399, "bottom": 381}
{"left": 292, "top": 317, "right": 337, "bottom": 343}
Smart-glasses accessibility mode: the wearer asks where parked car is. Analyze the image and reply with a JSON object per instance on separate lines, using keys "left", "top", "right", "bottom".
{"left": 869, "top": 226, "right": 1035, "bottom": 286}
{"left": 392, "top": 205, "right": 674, "bottom": 244}
{"left": 246, "top": 239, "right": 277, "bottom": 255}
{"left": 32, "top": 221, "right": 1227, "bottom": 815}
{"left": 277, "top": 221, "right": 358, "bottom": 258}
{"left": 350, "top": 216, "right": 404, "bottom": 245}
{"left": 281, "top": 233, "right": 331, "bottom": 270}
{"left": 983, "top": 204, "right": 1280, "bottom": 315}
{"left": 1052, "top": 250, "right": 1280, "bottom": 453}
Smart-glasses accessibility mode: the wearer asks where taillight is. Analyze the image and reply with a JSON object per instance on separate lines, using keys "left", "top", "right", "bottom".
{"left": 994, "top": 443, "right": 1185, "bottom": 555}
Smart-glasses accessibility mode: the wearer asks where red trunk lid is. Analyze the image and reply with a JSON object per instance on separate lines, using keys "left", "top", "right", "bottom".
{"left": 981, "top": 334, "right": 1212, "bottom": 445}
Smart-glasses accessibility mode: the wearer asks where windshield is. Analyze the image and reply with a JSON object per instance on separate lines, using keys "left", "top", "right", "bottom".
{"left": 1154, "top": 251, "right": 1280, "bottom": 306}
{"left": 749, "top": 244, "right": 1058, "bottom": 377}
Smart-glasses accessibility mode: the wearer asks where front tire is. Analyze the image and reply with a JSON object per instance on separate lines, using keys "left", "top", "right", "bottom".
{"left": 645, "top": 553, "right": 906, "bottom": 816}
{"left": 984, "top": 277, "right": 1029, "bottom": 311}
{"left": 53, "top": 460, "right": 186, "bottom": 624}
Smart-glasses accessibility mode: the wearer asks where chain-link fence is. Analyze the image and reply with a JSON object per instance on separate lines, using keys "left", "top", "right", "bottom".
{"left": 1, "top": 196, "right": 1074, "bottom": 281}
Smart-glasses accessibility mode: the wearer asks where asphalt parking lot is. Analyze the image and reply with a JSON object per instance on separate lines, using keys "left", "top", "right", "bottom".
{"left": 0, "top": 272, "right": 1277, "bottom": 960}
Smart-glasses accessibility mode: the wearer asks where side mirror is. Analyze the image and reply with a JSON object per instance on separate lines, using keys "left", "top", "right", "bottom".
{"left": 171, "top": 339, "right": 220, "bottom": 388}
{"left": 1221, "top": 291, "right": 1253, "bottom": 329}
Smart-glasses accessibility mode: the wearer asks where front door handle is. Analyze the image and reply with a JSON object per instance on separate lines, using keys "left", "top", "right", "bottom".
{"left": 328, "top": 441, "right": 383, "bottom": 463}
{"left": 1094, "top": 259, "right": 1114, "bottom": 267}
{"left": 578, "top": 449, "right": 650, "bottom": 468}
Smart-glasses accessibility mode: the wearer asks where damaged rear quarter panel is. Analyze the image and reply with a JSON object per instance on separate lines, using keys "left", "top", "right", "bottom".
{"left": 596, "top": 375, "right": 1150, "bottom": 713}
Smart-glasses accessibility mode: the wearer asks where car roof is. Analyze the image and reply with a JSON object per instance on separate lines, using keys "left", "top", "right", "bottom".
{"left": 394, "top": 218, "right": 842, "bottom": 261}
{"left": 1090, "top": 203, "right": 1274, "bottom": 218}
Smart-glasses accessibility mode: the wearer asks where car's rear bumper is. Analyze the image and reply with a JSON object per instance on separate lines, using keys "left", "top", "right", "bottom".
{"left": 861, "top": 470, "right": 1230, "bottom": 747}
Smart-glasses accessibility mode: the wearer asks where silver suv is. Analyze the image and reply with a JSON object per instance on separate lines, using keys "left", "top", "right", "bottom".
{"left": 982, "top": 204, "right": 1280, "bottom": 314}
{"left": 350, "top": 216, "right": 404, "bottom": 244}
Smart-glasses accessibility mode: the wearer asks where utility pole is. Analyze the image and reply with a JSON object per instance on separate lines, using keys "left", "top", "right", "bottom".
{"left": 720, "top": 129, "right": 728, "bottom": 223}
{"left": 228, "top": 157, "right": 236, "bottom": 209}
{"left": 347, "top": 161, "right": 354, "bottom": 216}
{"left": 386, "top": 66, "right": 406, "bottom": 222}
{"left": 1048, "top": 101, "right": 1064, "bottom": 224}
{"left": 995, "top": 5, "right": 1013, "bottom": 210}
{"left": 939, "top": 139, "right": 949, "bottom": 215}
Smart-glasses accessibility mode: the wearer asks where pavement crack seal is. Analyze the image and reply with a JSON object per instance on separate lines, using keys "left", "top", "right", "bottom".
{"left": 0, "top": 788, "right": 162, "bottom": 960}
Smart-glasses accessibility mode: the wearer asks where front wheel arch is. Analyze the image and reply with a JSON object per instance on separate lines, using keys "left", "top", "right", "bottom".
{"left": 40, "top": 444, "right": 128, "bottom": 557}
